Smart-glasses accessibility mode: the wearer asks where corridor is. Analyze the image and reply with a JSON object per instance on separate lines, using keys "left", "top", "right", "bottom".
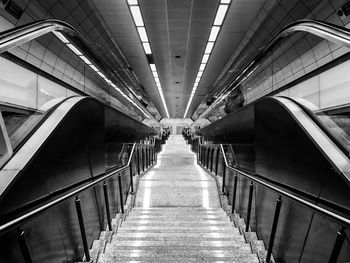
{"left": 135, "top": 135, "right": 220, "bottom": 208}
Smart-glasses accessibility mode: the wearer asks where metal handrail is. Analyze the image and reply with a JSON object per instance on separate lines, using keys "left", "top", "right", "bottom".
{"left": 0, "top": 19, "right": 154, "bottom": 120}
{"left": 0, "top": 142, "right": 144, "bottom": 234}
{"left": 202, "top": 142, "right": 350, "bottom": 226}
{"left": 195, "top": 140, "right": 349, "bottom": 262}
{"left": 197, "top": 19, "right": 350, "bottom": 119}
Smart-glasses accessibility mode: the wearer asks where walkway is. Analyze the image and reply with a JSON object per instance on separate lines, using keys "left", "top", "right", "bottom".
{"left": 94, "top": 135, "right": 260, "bottom": 262}
{"left": 135, "top": 135, "right": 220, "bottom": 208}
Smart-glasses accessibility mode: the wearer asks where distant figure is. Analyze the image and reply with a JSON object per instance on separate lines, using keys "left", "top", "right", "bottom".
{"left": 224, "top": 85, "right": 244, "bottom": 114}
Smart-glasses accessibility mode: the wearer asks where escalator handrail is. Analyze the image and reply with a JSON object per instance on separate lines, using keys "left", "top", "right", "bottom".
{"left": 197, "top": 19, "right": 350, "bottom": 120}
{"left": 279, "top": 96, "right": 350, "bottom": 158}
{"left": 0, "top": 19, "right": 153, "bottom": 121}
{"left": 206, "top": 143, "right": 350, "bottom": 226}
{"left": 0, "top": 141, "right": 151, "bottom": 234}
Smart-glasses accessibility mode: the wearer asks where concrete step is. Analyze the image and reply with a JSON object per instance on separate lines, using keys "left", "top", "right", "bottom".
{"left": 129, "top": 209, "right": 226, "bottom": 215}
{"left": 126, "top": 215, "right": 231, "bottom": 221}
{"left": 112, "top": 236, "right": 244, "bottom": 242}
{"left": 121, "top": 221, "right": 232, "bottom": 227}
{"left": 106, "top": 240, "right": 247, "bottom": 248}
{"left": 118, "top": 225, "right": 235, "bottom": 231}
{"left": 116, "top": 228, "right": 237, "bottom": 234}
{"left": 114, "top": 231, "right": 241, "bottom": 239}
{"left": 101, "top": 246, "right": 256, "bottom": 260}
{"left": 98, "top": 256, "right": 259, "bottom": 263}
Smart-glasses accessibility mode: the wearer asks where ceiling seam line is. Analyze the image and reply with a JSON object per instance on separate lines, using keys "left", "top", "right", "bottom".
{"left": 165, "top": 0, "right": 173, "bottom": 117}
{"left": 181, "top": 0, "right": 194, "bottom": 118}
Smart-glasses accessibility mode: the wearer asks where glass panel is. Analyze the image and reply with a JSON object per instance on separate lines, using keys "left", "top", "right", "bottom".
{"left": 38, "top": 75, "right": 67, "bottom": 107}
{"left": 0, "top": 57, "right": 37, "bottom": 109}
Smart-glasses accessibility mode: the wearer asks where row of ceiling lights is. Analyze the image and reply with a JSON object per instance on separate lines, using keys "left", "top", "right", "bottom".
{"left": 183, "top": 0, "right": 231, "bottom": 118}
{"left": 53, "top": 31, "right": 150, "bottom": 118}
{"left": 127, "top": 0, "right": 170, "bottom": 118}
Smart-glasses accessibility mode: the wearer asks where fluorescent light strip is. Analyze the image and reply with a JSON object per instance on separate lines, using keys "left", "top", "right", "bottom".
{"left": 54, "top": 31, "right": 69, "bottom": 43}
{"left": 127, "top": 2, "right": 169, "bottom": 117}
{"left": 53, "top": 31, "right": 150, "bottom": 119}
{"left": 213, "top": 5, "right": 229, "bottom": 26}
{"left": 128, "top": 0, "right": 138, "bottom": 5}
{"left": 183, "top": 2, "right": 230, "bottom": 118}
{"left": 150, "top": 64, "right": 156, "bottom": 71}
{"left": 205, "top": 42, "right": 214, "bottom": 54}
{"left": 142, "top": 42, "right": 152, "bottom": 54}
{"left": 137, "top": 27, "right": 149, "bottom": 42}
{"left": 79, "top": 55, "right": 92, "bottom": 65}
{"left": 209, "top": 26, "right": 220, "bottom": 42}
{"left": 67, "top": 43, "right": 82, "bottom": 56}
{"left": 130, "top": 6, "right": 144, "bottom": 26}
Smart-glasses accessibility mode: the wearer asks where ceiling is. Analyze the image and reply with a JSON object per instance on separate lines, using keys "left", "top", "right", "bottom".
{"left": 91, "top": 0, "right": 269, "bottom": 118}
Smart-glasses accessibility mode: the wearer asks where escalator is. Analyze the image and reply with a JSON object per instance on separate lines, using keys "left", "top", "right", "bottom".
{"left": 0, "top": 96, "right": 158, "bottom": 262}
{"left": 195, "top": 96, "right": 350, "bottom": 263}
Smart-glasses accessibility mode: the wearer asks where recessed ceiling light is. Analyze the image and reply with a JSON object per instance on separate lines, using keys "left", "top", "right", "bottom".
{"left": 67, "top": 43, "right": 82, "bottom": 56}
{"left": 204, "top": 42, "right": 214, "bottom": 54}
{"left": 202, "top": 54, "right": 209, "bottom": 63}
{"left": 213, "top": 5, "right": 229, "bottom": 26}
{"left": 130, "top": 6, "right": 144, "bottom": 27}
{"left": 209, "top": 26, "right": 220, "bottom": 42}
{"left": 137, "top": 27, "right": 148, "bottom": 42}
{"left": 142, "top": 42, "right": 152, "bottom": 54}
{"left": 127, "top": 0, "right": 138, "bottom": 5}
{"left": 199, "top": 63, "right": 206, "bottom": 71}
{"left": 53, "top": 31, "right": 69, "bottom": 43}
{"left": 150, "top": 64, "right": 156, "bottom": 71}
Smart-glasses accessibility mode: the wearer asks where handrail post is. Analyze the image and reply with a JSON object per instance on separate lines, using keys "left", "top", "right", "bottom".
{"left": 103, "top": 182, "right": 112, "bottom": 231}
{"left": 148, "top": 147, "right": 151, "bottom": 167}
{"left": 215, "top": 147, "right": 220, "bottom": 175}
{"left": 153, "top": 147, "right": 156, "bottom": 165}
{"left": 145, "top": 147, "right": 148, "bottom": 168}
{"left": 137, "top": 147, "right": 141, "bottom": 175}
{"left": 210, "top": 148, "right": 214, "bottom": 172}
{"left": 142, "top": 148, "right": 145, "bottom": 171}
{"left": 129, "top": 161, "right": 134, "bottom": 194}
{"left": 206, "top": 148, "right": 210, "bottom": 169}
{"left": 266, "top": 196, "right": 282, "bottom": 263}
{"left": 18, "top": 230, "right": 33, "bottom": 263}
{"left": 231, "top": 173, "right": 238, "bottom": 214}
{"left": 329, "top": 227, "right": 346, "bottom": 263}
{"left": 75, "top": 196, "right": 90, "bottom": 261}
{"left": 118, "top": 174, "right": 124, "bottom": 214}
{"left": 221, "top": 155, "right": 226, "bottom": 195}
{"left": 200, "top": 146, "right": 203, "bottom": 165}
{"left": 245, "top": 182, "right": 254, "bottom": 232}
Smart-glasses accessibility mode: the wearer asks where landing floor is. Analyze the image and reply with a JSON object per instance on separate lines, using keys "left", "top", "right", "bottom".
{"left": 135, "top": 135, "right": 220, "bottom": 208}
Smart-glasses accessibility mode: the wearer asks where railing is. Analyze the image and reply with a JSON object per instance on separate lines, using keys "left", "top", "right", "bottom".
{"left": 198, "top": 19, "right": 350, "bottom": 120}
{"left": 0, "top": 140, "right": 157, "bottom": 262}
{"left": 190, "top": 137, "right": 349, "bottom": 263}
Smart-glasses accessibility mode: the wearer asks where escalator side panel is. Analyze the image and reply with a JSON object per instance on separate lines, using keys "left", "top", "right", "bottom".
{"left": 0, "top": 99, "right": 106, "bottom": 218}
{"left": 299, "top": 213, "right": 350, "bottom": 263}
{"left": 255, "top": 184, "right": 314, "bottom": 263}
{"left": 255, "top": 99, "right": 331, "bottom": 199}
{"left": 0, "top": 97, "right": 156, "bottom": 262}
{"left": 198, "top": 104, "right": 255, "bottom": 172}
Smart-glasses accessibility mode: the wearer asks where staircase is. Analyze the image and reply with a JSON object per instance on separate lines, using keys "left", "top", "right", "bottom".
{"left": 94, "top": 207, "right": 259, "bottom": 262}
{"left": 84, "top": 135, "right": 266, "bottom": 262}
